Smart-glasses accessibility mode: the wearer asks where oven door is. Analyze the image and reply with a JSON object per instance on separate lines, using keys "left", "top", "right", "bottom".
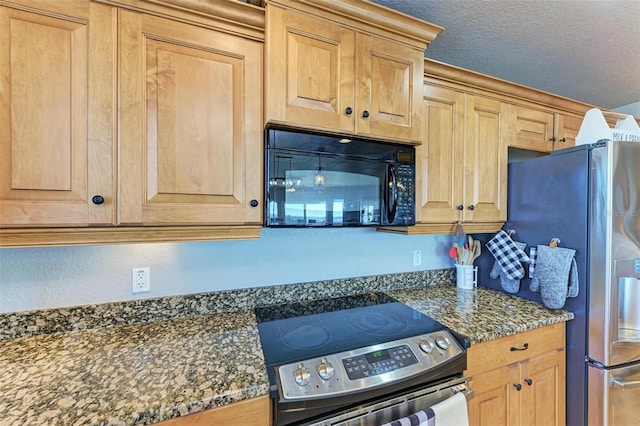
{"left": 307, "top": 376, "right": 472, "bottom": 426}
{"left": 274, "top": 375, "right": 472, "bottom": 426}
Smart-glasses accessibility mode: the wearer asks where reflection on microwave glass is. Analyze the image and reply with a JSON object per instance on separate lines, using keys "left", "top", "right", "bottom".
{"left": 269, "top": 171, "right": 380, "bottom": 226}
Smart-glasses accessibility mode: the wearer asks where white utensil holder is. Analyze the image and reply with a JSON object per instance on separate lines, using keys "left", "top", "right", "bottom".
{"left": 456, "top": 264, "right": 478, "bottom": 290}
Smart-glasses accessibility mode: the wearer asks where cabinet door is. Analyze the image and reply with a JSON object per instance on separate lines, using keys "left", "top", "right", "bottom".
{"left": 157, "top": 395, "right": 270, "bottom": 426}
{"left": 416, "top": 85, "right": 464, "bottom": 223}
{"left": 523, "top": 349, "right": 566, "bottom": 426}
{"left": 265, "top": 5, "right": 355, "bottom": 134}
{"left": 464, "top": 95, "right": 508, "bottom": 223}
{"left": 356, "top": 33, "right": 423, "bottom": 143}
{"left": 510, "top": 105, "right": 555, "bottom": 152}
{"left": 0, "top": 2, "right": 115, "bottom": 226}
{"left": 468, "top": 363, "right": 521, "bottom": 426}
{"left": 555, "top": 113, "right": 580, "bottom": 148}
{"left": 119, "top": 10, "right": 262, "bottom": 225}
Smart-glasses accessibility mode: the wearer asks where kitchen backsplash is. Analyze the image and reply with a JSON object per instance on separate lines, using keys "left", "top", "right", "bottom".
{"left": 0, "top": 269, "right": 454, "bottom": 341}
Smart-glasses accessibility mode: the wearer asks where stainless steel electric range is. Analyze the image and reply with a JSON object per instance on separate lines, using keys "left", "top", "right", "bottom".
{"left": 255, "top": 292, "right": 470, "bottom": 426}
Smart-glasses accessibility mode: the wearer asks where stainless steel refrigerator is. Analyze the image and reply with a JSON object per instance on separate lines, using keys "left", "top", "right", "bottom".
{"left": 475, "top": 140, "right": 640, "bottom": 426}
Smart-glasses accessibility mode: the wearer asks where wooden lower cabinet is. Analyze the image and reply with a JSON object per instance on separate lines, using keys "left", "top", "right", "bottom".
{"left": 468, "top": 363, "right": 520, "bottom": 425}
{"left": 466, "top": 323, "right": 566, "bottom": 426}
{"left": 157, "top": 395, "right": 270, "bottom": 426}
{"left": 524, "top": 349, "right": 565, "bottom": 426}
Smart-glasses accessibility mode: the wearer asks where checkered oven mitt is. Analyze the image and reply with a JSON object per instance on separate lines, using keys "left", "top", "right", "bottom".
{"left": 490, "top": 240, "right": 527, "bottom": 293}
{"left": 486, "top": 230, "right": 531, "bottom": 280}
{"left": 529, "top": 246, "right": 538, "bottom": 278}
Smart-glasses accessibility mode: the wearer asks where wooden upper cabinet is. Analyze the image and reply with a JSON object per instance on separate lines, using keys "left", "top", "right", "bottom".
{"left": 118, "top": 9, "right": 263, "bottom": 225}
{"left": 554, "top": 113, "right": 581, "bottom": 148}
{"left": 416, "top": 85, "right": 507, "bottom": 231}
{"left": 1, "top": 0, "right": 266, "bottom": 245}
{"left": 510, "top": 105, "right": 555, "bottom": 152}
{"left": 265, "top": 6, "right": 355, "bottom": 134}
{"left": 265, "top": 0, "right": 442, "bottom": 144}
{"left": 356, "top": 33, "right": 423, "bottom": 142}
{"left": 510, "top": 105, "right": 580, "bottom": 152}
{"left": 417, "top": 85, "right": 464, "bottom": 224}
{"left": 0, "top": 1, "right": 116, "bottom": 227}
{"left": 465, "top": 95, "right": 508, "bottom": 223}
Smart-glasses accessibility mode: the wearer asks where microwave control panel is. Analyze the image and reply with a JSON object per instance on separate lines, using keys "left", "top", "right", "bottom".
{"left": 395, "top": 164, "right": 415, "bottom": 224}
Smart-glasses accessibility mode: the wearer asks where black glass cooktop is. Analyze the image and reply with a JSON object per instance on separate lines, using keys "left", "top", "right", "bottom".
{"left": 255, "top": 292, "right": 450, "bottom": 368}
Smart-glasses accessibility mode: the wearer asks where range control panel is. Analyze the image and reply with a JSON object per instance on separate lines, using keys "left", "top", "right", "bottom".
{"left": 276, "top": 331, "right": 464, "bottom": 401}
{"left": 342, "top": 344, "right": 418, "bottom": 380}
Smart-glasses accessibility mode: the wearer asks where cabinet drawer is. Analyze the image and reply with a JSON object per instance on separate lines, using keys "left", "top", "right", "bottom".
{"left": 465, "top": 323, "right": 565, "bottom": 376}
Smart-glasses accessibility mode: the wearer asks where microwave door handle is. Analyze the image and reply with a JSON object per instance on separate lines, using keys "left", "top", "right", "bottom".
{"left": 387, "top": 164, "right": 398, "bottom": 223}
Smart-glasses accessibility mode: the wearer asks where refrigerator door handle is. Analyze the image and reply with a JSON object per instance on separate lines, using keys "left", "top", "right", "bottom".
{"left": 611, "top": 377, "right": 640, "bottom": 390}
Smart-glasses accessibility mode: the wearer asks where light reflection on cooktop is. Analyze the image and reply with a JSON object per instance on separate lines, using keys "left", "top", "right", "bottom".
{"left": 255, "top": 292, "right": 397, "bottom": 322}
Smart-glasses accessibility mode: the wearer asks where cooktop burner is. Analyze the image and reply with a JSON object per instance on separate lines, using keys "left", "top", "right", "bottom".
{"left": 281, "top": 324, "right": 331, "bottom": 349}
{"left": 255, "top": 292, "right": 455, "bottom": 369}
{"left": 346, "top": 309, "right": 408, "bottom": 335}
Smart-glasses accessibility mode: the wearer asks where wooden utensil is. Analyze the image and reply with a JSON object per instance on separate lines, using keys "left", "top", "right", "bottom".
{"left": 470, "top": 240, "right": 481, "bottom": 264}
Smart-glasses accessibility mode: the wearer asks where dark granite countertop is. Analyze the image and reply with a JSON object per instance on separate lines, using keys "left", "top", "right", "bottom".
{"left": 388, "top": 285, "right": 574, "bottom": 345}
{"left": 0, "top": 281, "right": 573, "bottom": 425}
{"left": 0, "top": 310, "right": 269, "bottom": 426}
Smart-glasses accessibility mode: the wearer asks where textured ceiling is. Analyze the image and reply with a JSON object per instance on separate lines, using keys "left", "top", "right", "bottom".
{"left": 372, "top": 0, "right": 640, "bottom": 110}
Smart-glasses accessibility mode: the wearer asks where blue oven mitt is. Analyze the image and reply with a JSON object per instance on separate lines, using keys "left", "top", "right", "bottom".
{"left": 530, "top": 245, "right": 579, "bottom": 309}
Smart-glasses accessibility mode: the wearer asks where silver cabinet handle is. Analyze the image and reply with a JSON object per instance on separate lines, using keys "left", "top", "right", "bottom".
{"left": 611, "top": 378, "right": 640, "bottom": 390}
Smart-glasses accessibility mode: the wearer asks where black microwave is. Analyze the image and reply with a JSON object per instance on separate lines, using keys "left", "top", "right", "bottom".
{"left": 265, "top": 128, "right": 415, "bottom": 227}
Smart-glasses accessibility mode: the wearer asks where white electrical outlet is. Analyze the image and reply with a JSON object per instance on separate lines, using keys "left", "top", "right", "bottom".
{"left": 413, "top": 250, "right": 422, "bottom": 266}
{"left": 132, "top": 267, "right": 150, "bottom": 293}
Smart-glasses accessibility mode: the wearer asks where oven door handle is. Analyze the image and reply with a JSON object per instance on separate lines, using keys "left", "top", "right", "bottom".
{"left": 307, "top": 378, "right": 473, "bottom": 426}
{"left": 452, "top": 383, "right": 475, "bottom": 400}
{"left": 386, "top": 164, "right": 398, "bottom": 224}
